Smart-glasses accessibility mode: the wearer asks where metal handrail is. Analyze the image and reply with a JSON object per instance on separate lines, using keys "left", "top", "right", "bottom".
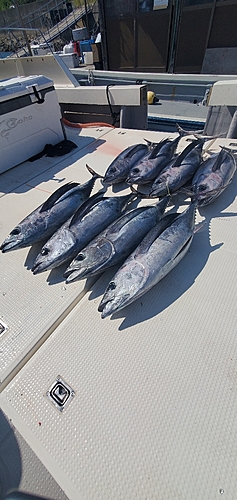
{"left": 8, "top": 0, "right": 82, "bottom": 29}
{"left": 0, "top": 27, "right": 55, "bottom": 56}
{"left": 0, "top": 0, "right": 95, "bottom": 57}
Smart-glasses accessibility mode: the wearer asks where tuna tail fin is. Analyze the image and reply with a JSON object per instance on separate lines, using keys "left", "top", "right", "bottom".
{"left": 176, "top": 123, "right": 225, "bottom": 142}
{"left": 129, "top": 184, "right": 163, "bottom": 199}
{"left": 86, "top": 164, "right": 103, "bottom": 179}
{"left": 175, "top": 123, "right": 205, "bottom": 137}
{"left": 144, "top": 138, "right": 160, "bottom": 149}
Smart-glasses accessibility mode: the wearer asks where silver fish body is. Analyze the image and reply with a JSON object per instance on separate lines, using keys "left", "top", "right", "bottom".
{"left": 0, "top": 169, "right": 101, "bottom": 253}
{"left": 64, "top": 196, "right": 170, "bottom": 282}
{"left": 126, "top": 135, "right": 182, "bottom": 185}
{"left": 149, "top": 139, "right": 203, "bottom": 197}
{"left": 32, "top": 193, "right": 135, "bottom": 274}
{"left": 191, "top": 147, "right": 236, "bottom": 206}
{"left": 98, "top": 202, "right": 197, "bottom": 318}
{"left": 103, "top": 143, "right": 148, "bottom": 184}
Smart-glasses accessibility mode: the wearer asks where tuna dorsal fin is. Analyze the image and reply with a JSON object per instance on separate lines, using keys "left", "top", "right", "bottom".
{"left": 172, "top": 139, "right": 201, "bottom": 167}
{"left": 134, "top": 213, "right": 179, "bottom": 256}
{"left": 40, "top": 182, "right": 79, "bottom": 212}
{"left": 69, "top": 192, "right": 104, "bottom": 228}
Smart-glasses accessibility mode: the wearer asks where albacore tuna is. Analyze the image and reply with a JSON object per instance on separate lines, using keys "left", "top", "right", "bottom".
{"left": 103, "top": 143, "right": 149, "bottom": 184}
{"left": 149, "top": 139, "right": 204, "bottom": 197}
{"left": 64, "top": 196, "right": 170, "bottom": 282}
{"left": 32, "top": 192, "right": 136, "bottom": 274}
{"left": 126, "top": 134, "right": 183, "bottom": 185}
{"left": 98, "top": 201, "right": 197, "bottom": 318}
{"left": 0, "top": 165, "right": 102, "bottom": 253}
{"left": 191, "top": 146, "right": 236, "bottom": 206}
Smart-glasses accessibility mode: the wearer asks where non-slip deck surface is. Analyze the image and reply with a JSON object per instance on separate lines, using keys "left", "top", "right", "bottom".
{"left": 0, "top": 127, "right": 237, "bottom": 499}
{"left": 0, "top": 126, "right": 170, "bottom": 387}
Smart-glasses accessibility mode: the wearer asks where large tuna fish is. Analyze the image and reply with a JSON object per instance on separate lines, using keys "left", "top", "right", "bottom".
{"left": 191, "top": 146, "right": 236, "bottom": 206}
{"left": 31, "top": 192, "right": 136, "bottom": 274}
{"left": 98, "top": 201, "right": 197, "bottom": 318}
{"left": 64, "top": 196, "right": 170, "bottom": 282}
{"left": 149, "top": 139, "right": 204, "bottom": 197}
{"left": 0, "top": 166, "right": 101, "bottom": 253}
{"left": 126, "top": 134, "right": 183, "bottom": 185}
{"left": 103, "top": 143, "right": 149, "bottom": 184}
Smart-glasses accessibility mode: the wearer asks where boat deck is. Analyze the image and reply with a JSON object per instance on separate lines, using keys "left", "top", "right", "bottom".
{"left": 148, "top": 99, "right": 207, "bottom": 131}
{"left": 0, "top": 124, "right": 237, "bottom": 500}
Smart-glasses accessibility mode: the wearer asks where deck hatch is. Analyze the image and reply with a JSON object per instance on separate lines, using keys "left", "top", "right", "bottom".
{"left": 46, "top": 376, "right": 75, "bottom": 412}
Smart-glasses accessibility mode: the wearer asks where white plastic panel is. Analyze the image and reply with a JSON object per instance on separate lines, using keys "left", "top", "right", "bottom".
{"left": 56, "top": 85, "right": 147, "bottom": 106}
{"left": 0, "top": 130, "right": 237, "bottom": 499}
{"left": 208, "top": 79, "right": 237, "bottom": 106}
{"left": 0, "top": 84, "right": 64, "bottom": 173}
{"left": 0, "top": 54, "right": 79, "bottom": 88}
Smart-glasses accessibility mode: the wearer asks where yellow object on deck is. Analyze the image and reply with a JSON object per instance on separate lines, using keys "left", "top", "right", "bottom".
{"left": 147, "top": 90, "right": 156, "bottom": 104}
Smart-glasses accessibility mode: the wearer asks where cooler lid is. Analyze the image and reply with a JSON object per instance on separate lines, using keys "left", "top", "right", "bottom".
{"left": 0, "top": 74, "right": 54, "bottom": 103}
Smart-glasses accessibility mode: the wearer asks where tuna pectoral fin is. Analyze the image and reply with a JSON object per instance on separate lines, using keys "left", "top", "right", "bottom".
{"left": 108, "top": 207, "right": 148, "bottom": 234}
{"left": 173, "top": 235, "right": 194, "bottom": 268}
{"left": 69, "top": 192, "right": 104, "bottom": 227}
{"left": 40, "top": 182, "right": 79, "bottom": 212}
{"left": 148, "top": 138, "right": 170, "bottom": 159}
{"left": 172, "top": 139, "right": 201, "bottom": 167}
{"left": 126, "top": 144, "right": 147, "bottom": 158}
{"left": 211, "top": 148, "right": 227, "bottom": 172}
{"left": 134, "top": 213, "right": 179, "bottom": 256}
{"left": 160, "top": 234, "right": 194, "bottom": 280}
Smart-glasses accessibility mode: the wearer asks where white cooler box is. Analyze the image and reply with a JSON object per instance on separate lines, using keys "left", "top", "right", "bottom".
{"left": 0, "top": 74, "right": 65, "bottom": 173}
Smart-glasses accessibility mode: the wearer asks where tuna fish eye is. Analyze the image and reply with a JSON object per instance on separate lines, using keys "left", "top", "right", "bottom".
{"left": 76, "top": 253, "right": 85, "bottom": 261}
{"left": 11, "top": 227, "right": 21, "bottom": 235}
{"left": 109, "top": 167, "right": 116, "bottom": 173}
{"left": 132, "top": 168, "right": 140, "bottom": 174}
{"left": 41, "top": 247, "right": 49, "bottom": 256}
{"left": 108, "top": 281, "right": 116, "bottom": 291}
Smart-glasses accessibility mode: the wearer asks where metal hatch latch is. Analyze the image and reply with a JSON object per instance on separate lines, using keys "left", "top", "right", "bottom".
{"left": 46, "top": 376, "right": 75, "bottom": 412}
{"left": 0, "top": 319, "right": 8, "bottom": 338}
